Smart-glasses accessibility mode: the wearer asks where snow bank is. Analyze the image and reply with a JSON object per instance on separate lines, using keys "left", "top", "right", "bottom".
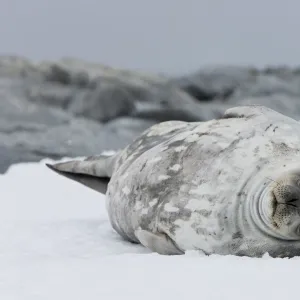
{"left": 1, "top": 159, "right": 300, "bottom": 300}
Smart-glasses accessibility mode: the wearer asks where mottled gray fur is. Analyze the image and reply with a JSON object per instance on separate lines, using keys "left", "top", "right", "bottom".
{"left": 47, "top": 105, "right": 300, "bottom": 258}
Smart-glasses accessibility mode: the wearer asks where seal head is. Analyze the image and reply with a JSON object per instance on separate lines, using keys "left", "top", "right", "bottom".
{"left": 261, "top": 169, "right": 300, "bottom": 240}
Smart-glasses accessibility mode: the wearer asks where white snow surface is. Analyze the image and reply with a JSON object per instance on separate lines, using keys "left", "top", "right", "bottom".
{"left": 2, "top": 159, "right": 300, "bottom": 300}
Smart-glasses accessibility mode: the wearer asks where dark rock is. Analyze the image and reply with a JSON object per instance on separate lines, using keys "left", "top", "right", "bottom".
{"left": 44, "top": 64, "right": 72, "bottom": 85}
{"left": 71, "top": 72, "right": 90, "bottom": 88}
{"left": 43, "top": 63, "right": 90, "bottom": 88}
{"left": 171, "top": 66, "right": 254, "bottom": 102}
{"left": 69, "top": 79, "right": 136, "bottom": 122}
{"left": 68, "top": 78, "right": 212, "bottom": 123}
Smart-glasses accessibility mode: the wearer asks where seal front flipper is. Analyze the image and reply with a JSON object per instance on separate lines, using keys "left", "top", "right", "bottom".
{"left": 46, "top": 153, "right": 119, "bottom": 194}
{"left": 135, "top": 229, "right": 183, "bottom": 255}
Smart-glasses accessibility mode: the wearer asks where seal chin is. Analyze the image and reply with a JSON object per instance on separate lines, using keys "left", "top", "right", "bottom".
{"left": 257, "top": 169, "right": 300, "bottom": 241}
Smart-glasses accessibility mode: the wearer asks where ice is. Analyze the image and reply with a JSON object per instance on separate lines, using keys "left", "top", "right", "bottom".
{"left": 1, "top": 159, "right": 300, "bottom": 300}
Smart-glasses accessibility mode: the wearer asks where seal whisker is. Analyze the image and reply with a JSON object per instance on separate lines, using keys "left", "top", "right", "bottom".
{"left": 264, "top": 176, "right": 280, "bottom": 187}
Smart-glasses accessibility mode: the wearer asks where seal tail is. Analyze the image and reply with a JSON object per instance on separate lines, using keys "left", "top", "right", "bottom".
{"left": 46, "top": 152, "right": 119, "bottom": 195}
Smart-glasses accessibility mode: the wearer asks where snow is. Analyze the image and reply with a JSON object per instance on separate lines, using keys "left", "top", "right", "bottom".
{"left": 2, "top": 159, "right": 300, "bottom": 300}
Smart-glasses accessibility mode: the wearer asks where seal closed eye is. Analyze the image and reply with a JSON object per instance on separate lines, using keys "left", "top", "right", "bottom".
{"left": 47, "top": 105, "right": 300, "bottom": 258}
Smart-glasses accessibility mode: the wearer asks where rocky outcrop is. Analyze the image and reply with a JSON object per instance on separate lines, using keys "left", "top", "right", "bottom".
{"left": 171, "top": 65, "right": 300, "bottom": 120}
{"left": 1, "top": 56, "right": 300, "bottom": 173}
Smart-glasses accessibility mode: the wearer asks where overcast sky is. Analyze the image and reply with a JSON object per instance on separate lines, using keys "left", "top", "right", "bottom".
{"left": 0, "top": 0, "right": 299, "bottom": 74}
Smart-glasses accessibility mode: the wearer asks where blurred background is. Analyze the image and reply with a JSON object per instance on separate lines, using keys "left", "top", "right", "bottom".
{"left": 1, "top": 0, "right": 300, "bottom": 173}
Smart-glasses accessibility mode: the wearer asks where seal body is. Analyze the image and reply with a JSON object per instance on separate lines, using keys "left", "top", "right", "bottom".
{"left": 106, "top": 105, "right": 300, "bottom": 257}
{"left": 47, "top": 105, "right": 300, "bottom": 257}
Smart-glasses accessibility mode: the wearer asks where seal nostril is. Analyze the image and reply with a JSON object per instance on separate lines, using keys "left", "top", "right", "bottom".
{"left": 285, "top": 197, "right": 298, "bottom": 208}
{"left": 288, "top": 199, "right": 298, "bottom": 203}
{"left": 286, "top": 196, "right": 300, "bottom": 208}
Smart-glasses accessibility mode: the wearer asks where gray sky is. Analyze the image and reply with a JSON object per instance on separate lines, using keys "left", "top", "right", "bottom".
{"left": 0, "top": 0, "right": 299, "bottom": 74}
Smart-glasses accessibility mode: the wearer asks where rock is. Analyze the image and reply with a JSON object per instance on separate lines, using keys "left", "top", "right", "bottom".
{"left": 132, "top": 101, "right": 224, "bottom": 122}
{"left": 39, "top": 57, "right": 166, "bottom": 84}
{"left": 230, "top": 73, "right": 300, "bottom": 100}
{"left": 0, "top": 96, "right": 157, "bottom": 173}
{"left": 3, "top": 55, "right": 300, "bottom": 175}
{"left": 171, "top": 66, "right": 255, "bottom": 101}
{"left": 43, "top": 63, "right": 90, "bottom": 88}
{"left": 68, "top": 77, "right": 211, "bottom": 123}
{"left": 0, "top": 72, "right": 162, "bottom": 173}
{"left": 44, "top": 64, "right": 72, "bottom": 85}
{"left": 171, "top": 65, "right": 300, "bottom": 119}
{"left": 0, "top": 56, "right": 210, "bottom": 124}
{"left": 0, "top": 145, "right": 42, "bottom": 174}
{"left": 25, "top": 81, "right": 75, "bottom": 109}
{"left": 1, "top": 56, "right": 212, "bottom": 174}
{"left": 172, "top": 65, "right": 300, "bottom": 100}
{"left": 68, "top": 79, "right": 136, "bottom": 122}
{"left": 0, "top": 55, "right": 36, "bottom": 78}
{"left": 103, "top": 117, "right": 157, "bottom": 146}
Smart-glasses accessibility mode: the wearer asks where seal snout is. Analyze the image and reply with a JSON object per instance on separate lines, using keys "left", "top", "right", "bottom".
{"left": 269, "top": 175, "right": 300, "bottom": 238}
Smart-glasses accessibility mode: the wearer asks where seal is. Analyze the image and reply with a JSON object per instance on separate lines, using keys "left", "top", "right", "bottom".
{"left": 46, "top": 105, "right": 300, "bottom": 258}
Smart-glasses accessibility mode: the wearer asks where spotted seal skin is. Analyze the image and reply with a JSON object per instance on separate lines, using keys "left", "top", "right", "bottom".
{"left": 47, "top": 105, "right": 300, "bottom": 258}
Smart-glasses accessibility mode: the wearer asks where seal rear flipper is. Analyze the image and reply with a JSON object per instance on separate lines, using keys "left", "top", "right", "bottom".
{"left": 135, "top": 229, "right": 183, "bottom": 255}
{"left": 46, "top": 153, "right": 119, "bottom": 195}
